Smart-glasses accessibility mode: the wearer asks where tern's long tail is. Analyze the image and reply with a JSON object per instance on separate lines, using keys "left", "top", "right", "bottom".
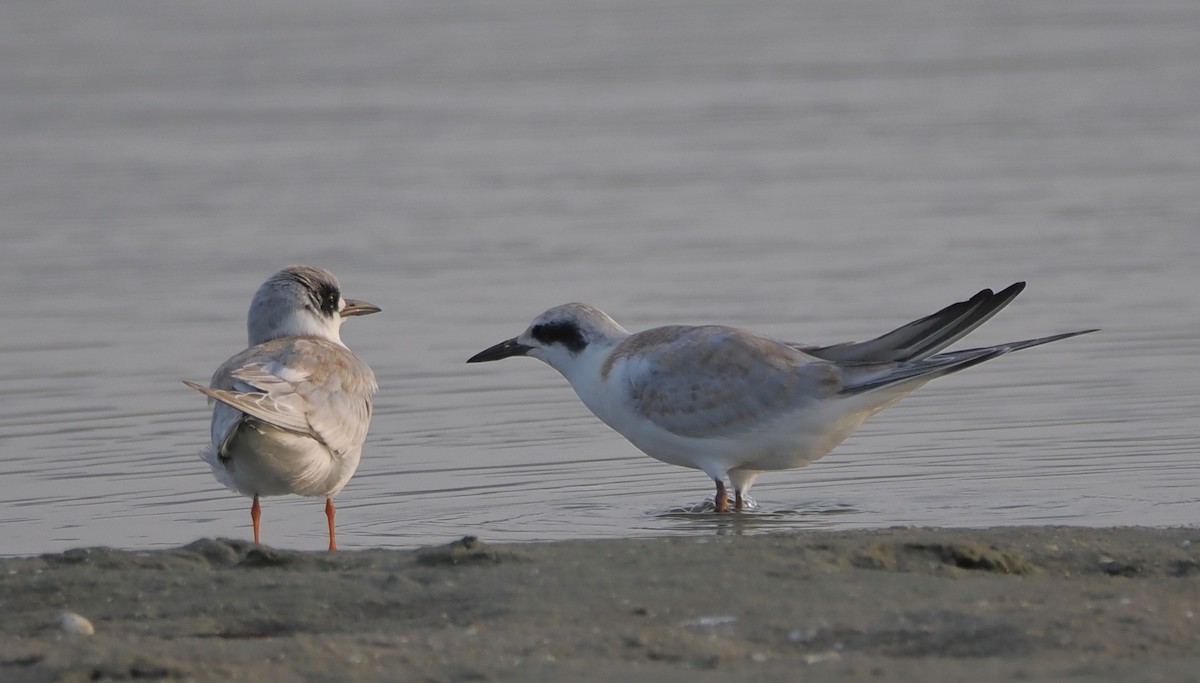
{"left": 840, "top": 328, "right": 1097, "bottom": 395}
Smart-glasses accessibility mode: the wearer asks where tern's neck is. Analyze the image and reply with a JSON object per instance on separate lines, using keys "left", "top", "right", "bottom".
{"left": 248, "top": 310, "right": 345, "bottom": 348}
{"left": 552, "top": 341, "right": 618, "bottom": 391}
{"left": 550, "top": 343, "right": 624, "bottom": 426}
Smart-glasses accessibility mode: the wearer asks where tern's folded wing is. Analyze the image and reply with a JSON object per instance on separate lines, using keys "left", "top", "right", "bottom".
{"left": 788, "top": 283, "right": 1026, "bottom": 363}
{"left": 185, "top": 337, "right": 377, "bottom": 457}
{"left": 621, "top": 326, "right": 842, "bottom": 439}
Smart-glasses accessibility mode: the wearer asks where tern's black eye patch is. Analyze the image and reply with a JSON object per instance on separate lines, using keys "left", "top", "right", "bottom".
{"left": 315, "top": 283, "right": 340, "bottom": 316}
{"left": 531, "top": 321, "right": 587, "bottom": 353}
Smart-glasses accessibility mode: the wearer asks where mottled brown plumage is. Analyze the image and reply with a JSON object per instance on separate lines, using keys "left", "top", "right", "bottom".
{"left": 185, "top": 266, "right": 379, "bottom": 549}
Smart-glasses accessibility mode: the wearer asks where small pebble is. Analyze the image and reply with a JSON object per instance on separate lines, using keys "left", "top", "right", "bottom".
{"left": 803, "top": 651, "right": 841, "bottom": 665}
{"left": 58, "top": 611, "right": 94, "bottom": 636}
{"left": 682, "top": 615, "right": 737, "bottom": 628}
{"left": 789, "top": 627, "right": 820, "bottom": 643}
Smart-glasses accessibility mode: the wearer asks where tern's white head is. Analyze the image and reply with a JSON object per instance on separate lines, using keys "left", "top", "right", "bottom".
{"left": 467, "top": 303, "right": 630, "bottom": 376}
{"left": 246, "top": 265, "right": 381, "bottom": 347}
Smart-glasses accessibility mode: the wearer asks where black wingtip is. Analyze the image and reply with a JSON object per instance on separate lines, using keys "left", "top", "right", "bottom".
{"left": 1002, "top": 281, "right": 1027, "bottom": 296}
{"left": 901, "top": 282, "right": 1027, "bottom": 362}
{"left": 986, "top": 282, "right": 1025, "bottom": 303}
{"left": 968, "top": 282, "right": 1024, "bottom": 305}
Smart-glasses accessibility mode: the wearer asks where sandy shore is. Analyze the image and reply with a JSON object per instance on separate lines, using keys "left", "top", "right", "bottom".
{"left": 2, "top": 527, "right": 1199, "bottom": 682}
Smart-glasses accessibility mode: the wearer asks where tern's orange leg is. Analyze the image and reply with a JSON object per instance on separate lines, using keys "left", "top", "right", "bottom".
{"left": 735, "top": 489, "right": 744, "bottom": 512}
{"left": 325, "top": 497, "right": 337, "bottom": 551}
{"left": 251, "top": 495, "right": 262, "bottom": 544}
{"left": 714, "top": 480, "right": 730, "bottom": 513}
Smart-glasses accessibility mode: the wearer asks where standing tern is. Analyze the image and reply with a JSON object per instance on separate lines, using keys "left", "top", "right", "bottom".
{"left": 468, "top": 283, "right": 1095, "bottom": 512}
{"left": 185, "top": 265, "right": 379, "bottom": 549}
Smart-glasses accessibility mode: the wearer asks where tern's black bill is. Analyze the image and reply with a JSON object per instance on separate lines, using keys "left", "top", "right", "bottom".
{"left": 341, "top": 299, "right": 382, "bottom": 317}
{"left": 467, "top": 337, "right": 533, "bottom": 363}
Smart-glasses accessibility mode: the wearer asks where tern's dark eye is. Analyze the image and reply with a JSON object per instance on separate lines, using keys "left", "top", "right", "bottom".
{"left": 531, "top": 321, "right": 586, "bottom": 353}
{"left": 315, "top": 283, "right": 340, "bottom": 316}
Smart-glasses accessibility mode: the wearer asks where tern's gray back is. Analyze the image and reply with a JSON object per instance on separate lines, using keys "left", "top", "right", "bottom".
{"left": 209, "top": 336, "right": 376, "bottom": 457}
{"left": 615, "top": 325, "right": 842, "bottom": 439}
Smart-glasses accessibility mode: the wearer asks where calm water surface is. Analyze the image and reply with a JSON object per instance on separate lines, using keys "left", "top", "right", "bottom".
{"left": 1, "top": 0, "right": 1198, "bottom": 554}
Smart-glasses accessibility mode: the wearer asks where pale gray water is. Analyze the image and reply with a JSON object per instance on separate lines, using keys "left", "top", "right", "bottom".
{"left": 1, "top": 0, "right": 1197, "bottom": 555}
